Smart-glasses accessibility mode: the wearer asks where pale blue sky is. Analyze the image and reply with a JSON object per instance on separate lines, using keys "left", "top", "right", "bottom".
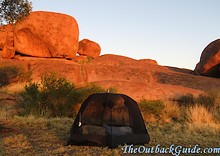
{"left": 32, "top": 0, "right": 220, "bottom": 69}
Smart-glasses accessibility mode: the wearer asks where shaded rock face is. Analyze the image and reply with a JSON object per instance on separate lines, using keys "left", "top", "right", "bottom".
{"left": 78, "top": 39, "right": 101, "bottom": 58}
{"left": 0, "top": 11, "right": 79, "bottom": 59}
{"left": 194, "top": 39, "right": 220, "bottom": 78}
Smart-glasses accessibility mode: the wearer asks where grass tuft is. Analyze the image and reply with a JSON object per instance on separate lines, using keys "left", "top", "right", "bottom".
{"left": 187, "top": 104, "right": 215, "bottom": 123}
{"left": 3, "top": 134, "right": 31, "bottom": 149}
{"left": 139, "top": 99, "right": 165, "bottom": 123}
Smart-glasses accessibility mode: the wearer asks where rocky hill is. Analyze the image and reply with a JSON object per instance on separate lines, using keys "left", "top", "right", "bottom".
{"left": 1, "top": 54, "right": 219, "bottom": 101}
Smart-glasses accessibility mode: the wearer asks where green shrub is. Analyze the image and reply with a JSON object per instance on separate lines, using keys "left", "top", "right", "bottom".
{"left": 70, "top": 84, "right": 117, "bottom": 116}
{"left": 19, "top": 73, "right": 76, "bottom": 117}
{"left": 73, "top": 84, "right": 117, "bottom": 105}
{"left": 73, "top": 84, "right": 105, "bottom": 104}
{"left": 139, "top": 99, "right": 165, "bottom": 117}
{"left": 107, "top": 86, "right": 118, "bottom": 93}
{"left": 0, "top": 65, "right": 31, "bottom": 87}
{"left": 19, "top": 73, "right": 117, "bottom": 118}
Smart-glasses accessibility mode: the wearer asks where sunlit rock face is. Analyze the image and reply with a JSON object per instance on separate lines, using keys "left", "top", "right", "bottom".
{"left": 1, "top": 11, "right": 79, "bottom": 59}
{"left": 78, "top": 39, "right": 101, "bottom": 58}
{"left": 1, "top": 25, "right": 15, "bottom": 59}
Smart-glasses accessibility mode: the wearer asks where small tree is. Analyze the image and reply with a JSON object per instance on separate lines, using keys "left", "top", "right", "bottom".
{"left": 0, "top": 0, "right": 32, "bottom": 25}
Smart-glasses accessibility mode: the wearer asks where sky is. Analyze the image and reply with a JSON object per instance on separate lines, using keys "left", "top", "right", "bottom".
{"left": 32, "top": 0, "right": 220, "bottom": 70}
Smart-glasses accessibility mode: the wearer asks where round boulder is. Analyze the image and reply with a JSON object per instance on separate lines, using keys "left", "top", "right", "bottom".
{"left": 194, "top": 39, "right": 220, "bottom": 78}
{"left": 14, "top": 11, "right": 79, "bottom": 59}
{"left": 78, "top": 39, "right": 101, "bottom": 58}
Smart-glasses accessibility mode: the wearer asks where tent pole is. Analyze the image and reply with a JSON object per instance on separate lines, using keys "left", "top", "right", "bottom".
{"left": 106, "top": 93, "right": 113, "bottom": 147}
{"left": 110, "top": 100, "right": 113, "bottom": 147}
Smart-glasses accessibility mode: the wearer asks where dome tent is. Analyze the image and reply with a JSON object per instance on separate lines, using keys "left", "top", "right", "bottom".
{"left": 67, "top": 93, "right": 150, "bottom": 148}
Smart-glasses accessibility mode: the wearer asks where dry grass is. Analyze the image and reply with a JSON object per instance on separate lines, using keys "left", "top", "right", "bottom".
{"left": 3, "top": 134, "right": 31, "bottom": 149}
{"left": 161, "top": 101, "right": 180, "bottom": 122}
{"left": 0, "top": 116, "right": 122, "bottom": 156}
{"left": 0, "top": 114, "right": 219, "bottom": 156}
{"left": 187, "top": 123, "right": 220, "bottom": 135}
{"left": 187, "top": 104, "right": 215, "bottom": 123}
{"left": 0, "top": 82, "right": 26, "bottom": 94}
{"left": 140, "top": 98, "right": 219, "bottom": 124}
{"left": 1, "top": 94, "right": 220, "bottom": 155}
{"left": 141, "top": 101, "right": 181, "bottom": 123}
{"left": 142, "top": 113, "right": 157, "bottom": 123}
{"left": 0, "top": 100, "right": 17, "bottom": 120}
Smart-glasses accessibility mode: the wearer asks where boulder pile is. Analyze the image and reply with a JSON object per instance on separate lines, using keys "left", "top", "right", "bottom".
{"left": 0, "top": 11, "right": 101, "bottom": 59}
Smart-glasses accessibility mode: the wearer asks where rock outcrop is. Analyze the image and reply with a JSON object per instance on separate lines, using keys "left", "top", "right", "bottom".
{"left": 0, "top": 25, "right": 9, "bottom": 49}
{"left": 15, "top": 28, "right": 51, "bottom": 57}
{"left": 1, "top": 54, "right": 212, "bottom": 101}
{"left": 0, "top": 11, "right": 79, "bottom": 59}
{"left": 194, "top": 39, "right": 220, "bottom": 78}
{"left": 2, "top": 25, "right": 14, "bottom": 59}
{"left": 15, "top": 11, "right": 79, "bottom": 58}
{"left": 78, "top": 39, "right": 101, "bottom": 58}
{"left": 139, "top": 59, "right": 158, "bottom": 65}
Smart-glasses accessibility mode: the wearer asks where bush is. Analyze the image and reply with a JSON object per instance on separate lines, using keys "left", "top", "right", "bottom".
{"left": 196, "top": 94, "right": 216, "bottom": 110}
{"left": 74, "top": 84, "right": 117, "bottom": 103}
{"left": 139, "top": 99, "right": 165, "bottom": 117}
{"left": 176, "top": 93, "right": 195, "bottom": 107}
{"left": 19, "top": 73, "right": 76, "bottom": 117}
{"left": 176, "top": 93, "right": 217, "bottom": 110}
{"left": 0, "top": 66, "right": 19, "bottom": 87}
{"left": 19, "top": 73, "right": 117, "bottom": 118}
{"left": 0, "top": 65, "right": 31, "bottom": 87}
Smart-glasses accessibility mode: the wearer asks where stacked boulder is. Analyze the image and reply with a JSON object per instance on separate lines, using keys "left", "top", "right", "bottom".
{"left": 0, "top": 11, "right": 101, "bottom": 59}
{"left": 78, "top": 39, "right": 101, "bottom": 58}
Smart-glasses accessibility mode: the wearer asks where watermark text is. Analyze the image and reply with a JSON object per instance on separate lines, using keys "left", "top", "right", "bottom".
{"left": 121, "top": 144, "right": 220, "bottom": 155}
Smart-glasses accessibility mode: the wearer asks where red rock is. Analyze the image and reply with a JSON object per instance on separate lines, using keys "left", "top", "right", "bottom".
{"left": 0, "top": 25, "right": 9, "bottom": 50}
{"left": 194, "top": 39, "right": 220, "bottom": 77}
{"left": 74, "top": 55, "right": 91, "bottom": 63}
{"left": 2, "top": 25, "right": 15, "bottom": 59}
{"left": 0, "top": 50, "right": 2, "bottom": 58}
{"left": 78, "top": 39, "right": 101, "bottom": 58}
{"left": 15, "top": 29, "right": 51, "bottom": 57}
{"left": 138, "top": 59, "right": 158, "bottom": 65}
{"left": 14, "top": 11, "right": 79, "bottom": 58}
{"left": 1, "top": 54, "right": 216, "bottom": 102}
{"left": 2, "top": 46, "right": 15, "bottom": 59}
